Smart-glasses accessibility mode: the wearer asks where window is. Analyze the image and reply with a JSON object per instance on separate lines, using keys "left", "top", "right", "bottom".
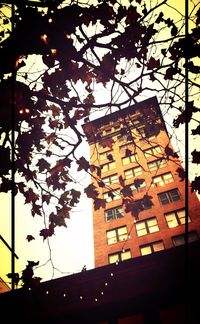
{"left": 147, "top": 159, "right": 167, "bottom": 171}
{"left": 130, "top": 181, "right": 146, "bottom": 193}
{"left": 103, "top": 189, "right": 121, "bottom": 202}
{"left": 101, "top": 161, "right": 116, "bottom": 172}
{"left": 106, "top": 226, "right": 128, "bottom": 245}
{"left": 144, "top": 146, "right": 162, "bottom": 158}
{"left": 135, "top": 217, "right": 159, "bottom": 236}
{"left": 108, "top": 249, "right": 131, "bottom": 264}
{"left": 164, "top": 209, "right": 190, "bottom": 228}
{"left": 152, "top": 172, "right": 174, "bottom": 187}
{"left": 140, "top": 240, "right": 164, "bottom": 256}
{"left": 124, "top": 166, "right": 142, "bottom": 179}
{"left": 99, "top": 151, "right": 112, "bottom": 161}
{"left": 102, "top": 174, "right": 118, "bottom": 185}
{"left": 105, "top": 206, "right": 124, "bottom": 222}
{"left": 122, "top": 153, "right": 138, "bottom": 166}
{"left": 172, "top": 231, "right": 199, "bottom": 246}
{"left": 158, "top": 189, "right": 181, "bottom": 205}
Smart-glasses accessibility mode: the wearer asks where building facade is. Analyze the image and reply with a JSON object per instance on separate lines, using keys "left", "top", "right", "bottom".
{"left": 83, "top": 96, "right": 200, "bottom": 268}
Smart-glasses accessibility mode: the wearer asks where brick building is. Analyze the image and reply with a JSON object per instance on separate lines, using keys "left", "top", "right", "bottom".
{"left": 82, "top": 96, "right": 200, "bottom": 268}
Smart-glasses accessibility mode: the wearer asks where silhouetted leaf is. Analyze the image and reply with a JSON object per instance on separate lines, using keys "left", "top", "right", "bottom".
{"left": 191, "top": 150, "right": 200, "bottom": 164}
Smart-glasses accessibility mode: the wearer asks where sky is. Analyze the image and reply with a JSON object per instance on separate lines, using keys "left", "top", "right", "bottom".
{"left": 0, "top": 0, "right": 200, "bottom": 289}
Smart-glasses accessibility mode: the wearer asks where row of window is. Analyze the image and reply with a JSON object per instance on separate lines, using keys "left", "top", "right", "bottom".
{"left": 103, "top": 188, "right": 181, "bottom": 206}
{"left": 106, "top": 208, "right": 189, "bottom": 243}
{"left": 100, "top": 145, "right": 163, "bottom": 164}
{"left": 101, "top": 156, "right": 166, "bottom": 174}
{"left": 102, "top": 170, "right": 173, "bottom": 191}
{"left": 108, "top": 231, "right": 199, "bottom": 264}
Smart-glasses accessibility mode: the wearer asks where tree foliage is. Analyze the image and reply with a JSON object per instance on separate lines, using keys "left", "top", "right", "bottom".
{"left": 0, "top": 0, "right": 199, "bottom": 282}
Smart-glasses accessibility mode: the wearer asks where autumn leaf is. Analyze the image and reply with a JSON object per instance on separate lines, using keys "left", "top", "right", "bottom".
{"left": 191, "top": 176, "right": 200, "bottom": 194}
{"left": 76, "top": 156, "right": 90, "bottom": 171}
{"left": 120, "top": 185, "right": 133, "bottom": 197}
{"left": 36, "top": 158, "right": 50, "bottom": 173}
{"left": 26, "top": 235, "right": 35, "bottom": 242}
{"left": 191, "top": 150, "right": 200, "bottom": 164}
{"left": 40, "top": 227, "right": 54, "bottom": 240}
{"left": 99, "top": 137, "right": 115, "bottom": 149}
{"left": 84, "top": 183, "right": 99, "bottom": 199}
{"left": 70, "top": 189, "right": 81, "bottom": 206}
{"left": 165, "top": 145, "right": 179, "bottom": 159}
{"left": 107, "top": 153, "right": 114, "bottom": 161}
{"left": 93, "top": 197, "right": 106, "bottom": 210}
{"left": 133, "top": 178, "right": 145, "bottom": 188}
{"left": 125, "top": 149, "right": 132, "bottom": 157}
{"left": 147, "top": 57, "right": 160, "bottom": 70}
{"left": 143, "top": 194, "right": 153, "bottom": 208}
{"left": 24, "top": 188, "right": 39, "bottom": 204}
{"left": 119, "top": 175, "right": 125, "bottom": 187}
{"left": 192, "top": 124, "right": 200, "bottom": 135}
{"left": 176, "top": 167, "right": 185, "bottom": 181}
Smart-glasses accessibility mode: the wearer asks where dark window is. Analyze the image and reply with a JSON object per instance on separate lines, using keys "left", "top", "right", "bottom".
{"left": 172, "top": 231, "right": 199, "bottom": 246}
{"left": 158, "top": 189, "right": 181, "bottom": 205}
{"left": 105, "top": 206, "right": 123, "bottom": 222}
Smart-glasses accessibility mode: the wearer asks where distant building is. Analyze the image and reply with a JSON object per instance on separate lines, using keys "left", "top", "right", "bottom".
{"left": 82, "top": 96, "right": 200, "bottom": 268}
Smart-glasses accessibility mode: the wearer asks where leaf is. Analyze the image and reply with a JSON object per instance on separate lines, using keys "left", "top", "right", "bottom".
{"left": 147, "top": 57, "right": 160, "bottom": 70}
{"left": 121, "top": 185, "right": 133, "bottom": 197}
{"left": 107, "top": 153, "right": 113, "bottom": 161}
{"left": 119, "top": 175, "right": 125, "bottom": 187}
{"left": 99, "top": 137, "right": 114, "bottom": 149}
{"left": 173, "top": 102, "right": 199, "bottom": 128}
{"left": 125, "top": 149, "right": 132, "bottom": 157}
{"left": 76, "top": 156, "right": 90, "bottom": 171}
{"left": 176, "top": 167, "right": 185, "bottom": 181}
{"left": 24, "top": 188, "right": 39, "bottom": 204}
{"left": 36, "top": 158, "right": 50, "bottom": 173}
{"left": 26, "top": 235, "right": 35, "bottom": 242}
{"left": 192, "top": 124, "right": 200, "bottom": 135}
{"left": 40, "top": 227, "right": 55, "bottom": 240}
{"left": 165, "top": 145, "right": 179, "bottom": 159}
{"left": 70, "top": 189, "right": 81, "bottom": 206}
{"left": 143, "top": 194, "right": 153, "bottom": 208}
{"left": 191, "top": 176, "right": 200, "bottom": 194}
{"left": 84, "top": 183, "right": 99, "bottom": 199}
{"left": 191, "top": 150, "right": 200, "bottom": 164}
{"left": 93, "top": 197, "right": 106, "bottom": 210}
{"left": 133, "top": 178, "right": 145, "bottom": 188}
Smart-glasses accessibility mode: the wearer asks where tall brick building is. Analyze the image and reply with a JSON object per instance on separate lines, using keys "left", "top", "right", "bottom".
{"left": 83, "top": 96, "right": 200, "bottom": 268}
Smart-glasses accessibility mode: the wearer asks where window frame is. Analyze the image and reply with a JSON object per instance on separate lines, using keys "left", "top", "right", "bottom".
{"left": 106, "top": 226, "right": 128, "bottom": 245}
{"left": 124, "top": 166, "right": 142, "bottom": 179}
{"left": 164, "top": 208, "right": 190, "bottom": 228}
{"left": 108, "top": 249, "right": 132, "bottom": 264}
{"left": 144, "top": 146, "right": 162, "bottom": 158}
{"left": 147, "top": 159, "right": 167, "bottom": 171}
{"left": 158, "top": 189, "right": 181, "bottom": 205}
{"left": 105, "top": 206, "right": 124, "bottom": 222}
{"left": 135, "top": 217, "right": 159, "bottom": 237}
{"left": 101, "top": 161, "right": 116, "bottom": 172}
{"left": 140, "top": 240, "right": 165, "bottom": 256}
{"left": 102, "top": 173, "right": 118, "bottom": 185}
{"left": 152, "top": 172, "right": 174, "bottom": 187}
{"left": 172, "top": 231, "right": 199, "bottom": 246}
{"left": 122, "top": 153, "right": 138, "bottom": 166}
